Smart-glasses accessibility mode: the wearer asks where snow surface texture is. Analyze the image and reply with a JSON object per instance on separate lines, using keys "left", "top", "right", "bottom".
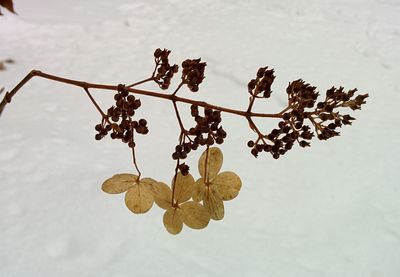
{"left": 0, "top": 0, "right": 399, "bottom": 276}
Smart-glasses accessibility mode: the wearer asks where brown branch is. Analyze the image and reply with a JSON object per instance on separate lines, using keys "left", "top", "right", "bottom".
{"left": 0, "top": 70, "right": 283, "bottom": 119}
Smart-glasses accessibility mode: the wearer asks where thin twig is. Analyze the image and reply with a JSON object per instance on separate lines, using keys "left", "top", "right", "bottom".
{"left": 204, "top": 145, "right": 210, "bottom": 184}
{"left": 246, "top": 116, "right": 267, "bottom": 144}
{"left": 172, "top": 82, "right": 184, "bottom": 96}
{"left": 172, "top": 101, "right": 187, "bottom": 134}
{"left": 131, "top": 131, "right": 142, "bottom": 179}
{"left": 171, "top": 133, "right": 184, "bottom": 206}
{"left": 127, "top": 77, "right": 154, "bottom": 88}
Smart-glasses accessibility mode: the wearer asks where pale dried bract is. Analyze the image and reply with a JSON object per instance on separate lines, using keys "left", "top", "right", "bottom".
{"left": 163, "top": 208, "right": 183, "bottom": 235}
{"left": 102, "top": 174, "right": 157, "bottom": 214}
{"left": 194, "top": 147, "right": 242, "bottom": 221}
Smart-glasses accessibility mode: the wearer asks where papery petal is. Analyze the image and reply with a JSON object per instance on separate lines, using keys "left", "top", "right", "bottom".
{"left": 163, "top": 208, "right": 183, "bottom": 235}
{"left": 152, "top": 182, "right": 172, "bottom": 210}
{"left": 124, "top": 184, "right": 154, "bottom": 214}
{"left": 181, "top": 201, "right": 210, "bottom": 229}
{"left": 192, "top": 178, "right": 206, "bottom": 202}
{"left": 213, "top": 171, "right": 242, "bottom": 201}
{"left": 139, "top": 177, "right": 157, "bottom": 193}
{"left": 101, "top": 174, "right": 138, "bottom": 194}
{"left": 203, "top": 186, "right": 224, "bottom": 220}
{"left": 171, "top": 173, "right": 195, "bottom": 204}
{"left": 140, "top": 177, "right": 157, "bottom": 187}
{"left": 198, "top": 147, "right": 223, "bottom": 181}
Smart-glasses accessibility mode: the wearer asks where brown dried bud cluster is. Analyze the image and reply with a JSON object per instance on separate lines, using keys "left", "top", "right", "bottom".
{"left": 287, "top": 79, "right": 319, "bottom": 110}
{"left": 248, "top": 67, "right": 275, "bottom": 98}
{"left": 181, "top": 58, "right": 206, "bottom": 92}
{"left": 178, "top": 163, "right": 190, "bottom": 176}
{"left": 312, "top": 86, "right": 368, "bottom": 140}
{"left": 247, "top": 77, "right": 368, "bottom": 159}
{"left": 95, "top": 85, "right": 148, "bottom": 148}
{"left": 248, "top": 116, "right": 313, "bottom": 159}
{"left": 189, "top": 105, "right": 226, "bottom": 146}
{"left": 336, "top": 88, "right": 368, "bottom": 111}
{"left": 153, "top": 48, "right": 179, "bottom": 90}
{"left": 171, "top": 105, "right": 227, "bottom": 175}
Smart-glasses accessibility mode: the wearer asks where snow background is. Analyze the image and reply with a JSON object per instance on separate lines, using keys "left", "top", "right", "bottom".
{"left": 0, "top": 0, "right": 399, "bottom": 276}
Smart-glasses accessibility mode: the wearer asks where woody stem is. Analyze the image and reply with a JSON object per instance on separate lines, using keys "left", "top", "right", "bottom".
{"left": 0, "top": 70, "right": 284, "bottom": 119}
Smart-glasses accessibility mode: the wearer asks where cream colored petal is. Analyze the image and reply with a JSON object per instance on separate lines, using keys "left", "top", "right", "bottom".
{"left": 152, "top": 182, "right": 172, "bottom": 210}
{"left": 124, "top": 184, "right": 154, "bottom": 214}
{"left": 203, "top": 186, "right": 224, "bottom": 220}
{"left": 140, "top": 177, "right": 157, "bottom": 187}
{"left": 163, "top": 208, "right": 183, "bottom": 235}
{"left": 171, "top": 173, "right": 195, "bottom": 204}
{"left": 213, "top": 171, "right": 242, "bottom": 201}
{"left": 181, "top": 201, "right": 210, "bottom": 229}
{"left": 139, "top": 177, "right": 157, "bottom": 194}
{"left": 192, "top": 178, "right": 206, "bottom": 202}
{"left": 198, "top": 147, "right": 223, "bottom": 181}
{"left": 101, "top": 174, "right": 138, "bottom": 194}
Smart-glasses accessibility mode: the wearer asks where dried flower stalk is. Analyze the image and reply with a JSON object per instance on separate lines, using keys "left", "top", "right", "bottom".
{"left": 0, "top": 48, "right": 368, "bottom": 234}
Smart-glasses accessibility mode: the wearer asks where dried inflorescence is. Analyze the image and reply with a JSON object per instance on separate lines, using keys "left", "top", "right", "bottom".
{"left": 312, "top": 86, "right": 368, "bottom": 140}
{"left": 94, "top": 85, "right": 148, "bottom": 149}
{"left": 248, "top": 66, "right": 275, "bottom": 99}
{"left": 193, "top": 147, "right": 241, "bottom": 220}
{"left": 86, "top": 49, "right": 367, "bottom": 233}
{"left": 171, "top": 105, "right": 227, "bottom": 176}
{"left": 0, "top": 47, "right": 368, "bottom": 234}
{"left": 247, "top": 69, "right": 368, "bottom": 159}
{"left": 189, "top": 105, "right": 226, "bottom": 146}
{"left": 102, "top": 147, "right": 242, "bottom": 234}
{"left": 181, "top": 58, "right": 207, "bottom": 92}
{"left": 153, "top": 48, "right": 179, "bottom": 90}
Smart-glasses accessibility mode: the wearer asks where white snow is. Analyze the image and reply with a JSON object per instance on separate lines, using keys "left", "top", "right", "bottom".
{"left": 1, "top": 0, "right": 399, "bottom": 276}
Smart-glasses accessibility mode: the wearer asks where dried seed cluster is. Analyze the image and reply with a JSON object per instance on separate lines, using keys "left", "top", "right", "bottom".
{"left": 246, "top": 75, "right": 368, "bottom": 159}
{"left": 171, "top": 105, "right": 227, "bottom": 171}
{"left": 189, "top": 105, "right": 227, "bottom": 146}
{"left": 313, "top": 86, "right": 367, "bottom": 140}
{"left": 153, "top": 48, "right": 179, "bottom": 90}
{"left": 0, "top": 47, "right": 370, "bottom": 235}
{"left": 287, "top": 79, "right": 319, "bottom": 110}
{"left": 248, "top": 67, "right": 275, "bottom": 98}
{"left": 178, "top": 163, "right": 190, "bottom": 176}
{"left": 248, "top": 116, "right": 314, "bottom": 159}
{"left": 95, "top": 85, "right": 148, "bottom": 148}
{"left": 102, "top": 147, "right": 242, "bottom": 235}
{"left": 181, "top": 58, "right": 206, "bottom": 92}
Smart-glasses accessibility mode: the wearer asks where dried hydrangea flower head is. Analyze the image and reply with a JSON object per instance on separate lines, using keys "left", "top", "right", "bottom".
{"left": 0, "top": 47, "right": 368, "bottom": 235}
{"left": 193, "top": 147, "right": 242, "bottom": 220}
{"left": 152, "top": 175, "right": 210, "bottom": 235}
{"left": 100, "top": 147, "right": 241, "bottom": 234}
{"left": 102, "top": 174, "right": 156, "bottom": 214}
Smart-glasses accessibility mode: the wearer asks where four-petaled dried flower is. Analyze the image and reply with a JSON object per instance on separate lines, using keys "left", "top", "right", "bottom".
{"left": 152, "top": 173, "right": 210, "bottom": 235}
{"left": 193, "top": 147, "right": 242, "bottom": 220}
{"left": 101, "top": 147, "right": 242, "bottom": 234}
{"left": 102, "top": 174, "right": 156, "bottom": 214}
